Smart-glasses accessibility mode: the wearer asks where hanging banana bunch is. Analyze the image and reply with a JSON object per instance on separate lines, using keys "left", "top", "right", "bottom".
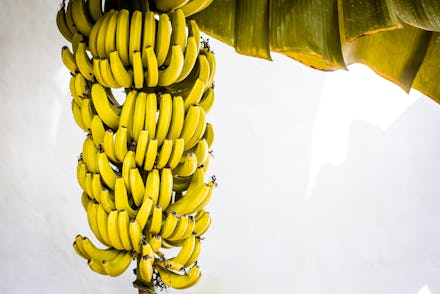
{"left": 57, "top": 0, "right": 216, "bottom": 291}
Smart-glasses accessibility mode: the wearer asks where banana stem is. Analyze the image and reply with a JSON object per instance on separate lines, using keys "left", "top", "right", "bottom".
{"left": 133, "top": 255, "right": 156, "bottom": 294}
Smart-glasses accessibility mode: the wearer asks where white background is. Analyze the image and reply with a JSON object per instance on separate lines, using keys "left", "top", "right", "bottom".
{"left": 1, "top": 1, "right": 440, "bottom": 293}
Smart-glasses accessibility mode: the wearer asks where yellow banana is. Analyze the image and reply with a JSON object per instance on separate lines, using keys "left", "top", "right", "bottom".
{"left": 183, "top": 78, "right": 204, "bottom": 111}
{"left": 190, "top": 138, "right": 209, "bottom": 166}
{"left": 100, "top": 188, "right": 116, "bottom": 213}
{"left": 96, "top": 10, "right": 115, "bottom": 58}
{"left": 75, "top": 42, "right": 94, "bottom": 81}
{"left": 80, "top": 236, "right": 120, "bottom": 262}
{"left": 144, "top": 46, "right": 159, "bottom": 87}
{"left": 71, "top": 32, "right": 85, "bottom": 55}
{"left": 161, "top": 211, "right": 179, "bottom": 239}
{"left": 132, "top": 92, "right": 146, "bottom": 142}
{"left": 155, "top": 13, "right": 171, "bottom": 67}
{"left": 107, "top": 209, "right": 125, "bottom": 250}
{"left": 184, "top": 106, "right": 206, "bottom": 150}
{"left": 158, "top": 45, "right": 184, "bottom": 86}
{"left": 71, "top": 100, "right": 87, "bottom": 131}
{"left": 104, "top": 11, "right": 119, "bottom": 56}
{"left": 93, "top": 58, "right": 108, "bottom": 87}
{"left": 149, "top": 234, "right": 162, "bottom": 253}
{"left": 178, "top": 214, "right": 196, "bottom": 240}
{"left": 82, "top": 192, "right": 91, "bottom": 212}
{"left": 61, "top": 46, "right": 78, "bottom": 75}
{"left": 77, "top": 160, "right": 88, "bottom": 191}
{"left": 118, "top": 89, "right": 137, "bottom": 133}
{"left": 180, "top": 105, "right": 200, "bottom": 149}
{"left": 166, "top": 96, "right": 184, "bottom": 140}
{"left": 155, "top": 0, "right": 190, "bottom": 11}
{"left": 144, "top": 168, "right": 160, "bottom": 206}
{"left": 129, "top": 219, "right": 143, "bottom": 253}
{"left": 114, "top": 177, "right": 137, "bottom": 218}
{"left": 129, "top": 10, "right": 143, "bottom": 65}
{"left": 90, "top": 115, "right": 105, "bottom": 147}
{"left": 71, "top": 0, "right": 94, "bottom": 37}
{"left": 85, "top": 172, "right": 94, "bottom": 199}
{"left": 80, "top": 98, "right": 94, "bottom": 131}
{"left": 96, "top": 203, "right": 111, "bottom": 245}
{"left": 100, "top": 58, "right": 121, "bottom": 88}
{"left": 91, "top": 83, "right": 121, "bottom": 129}
{"left": 155, "top": 93, "right": 173, "bottom": 145}
{"left": 88, "top": 13, "right": 106, "bottom": 57}
{"left": 87, "top": 0, "right": 103, "bottom": 22}
{"left": 117, "top": 210, "right": 133, "bottom": 251}
{"left": 204, "top": 49, "right": 216, "bottom": 90}
{"left": 109, "top": 51, "right": 133, "bottom": 88}
{"left": 138, "top": 255, "right": 154, "bottom": 283}
{"left": 114, "top": 126, "right": 129, "bottom": 162}
{"left": 149, "top": 205, "right": 163, "bottom": 235}
{"left": 184, "top": 236, "right": 201, "bottom": 267}
{"left": 129, "top": 167, "right": 145, "bottom": 207}
{"left": 144, "top": 138, "right": 158, "bottom": 171}
{"left": 170, "top": 9, "right": 187, "bottom": 51}
{"left": 73, "top": 235, "right": 90, "bottom": 260}
{"left": 135, "top": 196, "right": 154, "bottom": 231}
{"left": 102, "top": 129, "right": 118, "bottom": 162}
{"left": 193, "top": 210, "right": 211, "bottom": 236}
{"left": 141, "top": 11, "right": 156, "bottom": 66}
{"left": 65, "top": 0, "right": 79, "bottom": 37}
{"left": 70, "top": 75, "right": 84, "bottom": 106}
{"left": 167, "top": 137, "right": 185, "bottom": 169}
{"left": 135, "top": 129, "right": 149, "bottom": 166}
{"left": 132, "top": 51, "right": 144, "bottom": 89}
{"left": 167, "top": 214, "right": 189, "bottom": 241}
{"left": 156, "top": 139, "right": 173, "bottom": 169}
{"left": 188, "top": 19, "right": 201, "bottom": 48}
{"left": 190, "top": 180, "right": 215, "bottom": 214}
{"left": 121, "top": 150, "right": 136, "bottom": 193}
{"left": 197, "top": 53, "right": 210, "bottom": 87}
{"left": 180, "top": 0, "right": 215, "bottom": 17}
{"left": 91, "top": 173, "right": 103, "bottom": 203}
{"left": 199, "top": 86, "right": 215, "bottom": 113}
{"left": 145, "top": 93, "right": 157, "bottom": 140}
{"left": 84, "top": 135, "right": 99, "bottom": 173}
{"left": 116, "top": 9, "right": 130, "bottom": 66}
{"left": 101, "top": 250, "right": 133, "bottom": 277}
{"left": 175, "top": 36, "right": 199, "bottom": 83}
{"left": 158, "top": 168, "right": 173, "bottom": 210}
{"left": 56, "top": 5, "right": 73, "bottom": 42}
{"left": 141, "top": 240, "right": 155, "bottom": 257}
{"left": 202, "top": 122, "right": 214, "bottom": 148}
{"left": 86, "top": 201, "right": 109, "bottom": 246}
{"left": 97, "top": 149, "right": 118, "bottom": 190}
{"left": 167, "top": 234, "right": 195, "bottom": 268}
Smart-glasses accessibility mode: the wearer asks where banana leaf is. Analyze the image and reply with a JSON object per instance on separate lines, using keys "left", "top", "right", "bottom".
{"left": 190, "top": 0, "right": 440, "bottom": 104}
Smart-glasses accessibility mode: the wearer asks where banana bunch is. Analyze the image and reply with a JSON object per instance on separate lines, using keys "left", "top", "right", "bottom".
{"left": 57, "top": 0, "right": 217, "bottom": 291}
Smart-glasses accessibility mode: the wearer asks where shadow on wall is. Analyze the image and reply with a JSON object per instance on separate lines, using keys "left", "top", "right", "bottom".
{"left": 304, "top": 94, "right": 440, "bottom": 294}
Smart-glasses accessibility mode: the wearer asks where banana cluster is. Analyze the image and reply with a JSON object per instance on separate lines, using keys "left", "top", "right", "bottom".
{"left": 57, "top": 0, "right": 216, "bottom": 290}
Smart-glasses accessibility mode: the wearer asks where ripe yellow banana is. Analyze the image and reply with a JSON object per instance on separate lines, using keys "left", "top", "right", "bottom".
{"left": 102, "top": 129, "right": 118, "bottom": 162}
{"left": 141, "top": 11, "right": 156, "bottom": 66}
{"left": 178, "top": 215, "right": 196, "bottom": 240}
{"left": 80, "top": 98, "right": 94, "bottom": 131}
{"left": 114, "top": 126, "right": 129, "bottom": 162}
{"left": 156, "top": 139, "right": 173, "bottom": 169}
{"left": 183, "top": 78, "right": 204, "bottom": 111}
{"left": 135, "top": 129, "right": 149, "bottom": 166}
{"left": 75, "top": 42, "right": 94, "bottom": 81}
{"left": 88, "top": 13, "right": 106, "bottom": 57}
{"left": 143, "top": 138, "right": 158, "bottom": 171}
{"left": 91, "top": 83, "right": 121, "bottom": 129}
{"left": 167, "top": 234, "right": 196, "bottom": 268}
{"left": 199, "top": 86, "right": 215, "bottom": 113}
{"left": 132, "top": 51, "right": 144, "bottom": 89}
{"left": 138, "top": 255, "right": 154, "bottom": 283}
{"left": 100, "top": 58, "right": 121, "bottom": 88}
{"left": 87, "top": 0, "right": 103, "bottom": 22}
{"left": 144, "top": 46, "right": 159, "bottom": 87}
{"left": 87, "top": 201, "right": 109, "bottom": 246}
{"left": 93, "top": 58, "right": 108, "bottom": 87}
{"left": 80, "top": 236, "right": 120, "bottom": 262}
{"left": 131, "top": 92, "right": 146, "bottom": 143}
{"left": 144, "top": 93, "right": 157, "bottom": 140}
{"left": 202, "top": 122, "right": 214, "bottom": 148}
{"left": 65, "top": 0, "right": 79, "bottom": 37}
{"left": 135, "top": 196, "right": 154, "bottom": 230}
{"left": 180, "top": 0, "right": 215, "bottom": 17}
{"left": 121, "top": 150, "right": 136, "bottom": 193}
{"left": 107, "top": 209, "right": 125, "bottom": 250}
{"left": 156, "top": 93, "right": 173, "bottom": 145}
{"left": 155, "top": 13, "right": 171, "bottom": 67}
{"left": 70, "top": 75, "right": 84, "bottom": 106}
{"left": 73, "top": 235, "right": 90, "bottom": 260}
{"left": 184, "top": 106, "right": 206, "bottom": 150}
{"left": 90, "top": 115, "right": 105, "bottom": 147}
{"left": 118, "top": 89, "right": 137, "bottom": 134}
{"left": 129, "top": 167, "right": 145, "bottom": 207}
{"left": 109, "top": 51, "right": 133, "bottom": 88}
{"left": 204, "top": 49, "right": 216, "bottom": 90}
{"left": 160, "top": 211, "right": 179, "bottom": 239}
{"left": 197, "top": 53, "right": 210, "bottom": 87}
{"left": 175, "top": 36, "right": 199, "bottom": 83}
{"left": 193, "top": 210, "right": 211, "bottom": 236}
{"left": 166, "top": 96, "right": 184, "bottom": 140}
{"left": 56, "top": 5, "right": 73, "bottom": 42}
{"left": 167, "top": 213, "right": 189, "bottom": 241}
{"left": 149, "top": 204, "right": 163, "bottom": 235}
{"left": 156, "top": 263, "right": 201, "bottom": 289}
{"left": 116, "top": 9, "right": 130, "bottom": 66}
{"left": 149, "top": 234, "right": 162, "bottom": 253}
{"left": 85, "top": 172, "right": 94, "bottom": 199}
{"left": 104, "top": 11, "right": 118, "bottom": 56}
{"left": 167, "top": 137, "right": 185, "bottom": 169}
{"left": 76, "top": 159, "right": 88, "bottom": 191}
{"left": 144, "top": 168, "right": 160, "bottom": 206}
{"left": 129, "top": 10, "right": 143, "bottom": 65}
{"left": 129, "top": 219, "right": 143, "bottom": 253}
{"left": 71, "top": 32, "right": 84, "bottom": 55}
{"left": 155, "top": 0, "right": 190, "bottom": 11}
{"left": 101, "top": 250, "right": 133, "bottom": 277}
{"left": 184, "top": 236, "right": 201, "bottom": 267}
{"left": 180, "top": 105, "right": 200, "bottom": 149}
{"left": 61, "top": 46, "right": 78, "bottom": 75}
{"left": 71, "top": 0, "right": 94, "bottom": 37}
{"left": 114, "top": 177, "right": 137, "bottom": 218}
{"left": 91, "top": 173, "right": 103, "bottom": 202}
{"left": 88, "top": 258, "right": 107, "bottom": 275}
{"left": 96, "top": 10, "right": 115, "bottom": 58}
{"left": 189, "top": 138, "right": 209, "bottom": 167}
{"left": 97, "top": 149, "right": 118, "bottom": 190}
{"left": 158, "top": 45, "right": 184, "bottom": 86}
{"left": 96, "top": 203, "right": 111, "bottom": 245}
{"left": 100, "top": 188, "right": 116, "bottom": 213}
{"left": 71, "top": 100, "right": 87, "bottom": 131}
{"left": 158, "top": 168, "right": 173, "bottom": 210}
{"left": 117, "top": 210, "right": 133, "bottom": 251}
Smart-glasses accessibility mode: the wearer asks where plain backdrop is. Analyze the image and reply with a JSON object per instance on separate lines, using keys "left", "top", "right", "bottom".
{"left": 1, "top": 1, "right": 440, "bottom": 293}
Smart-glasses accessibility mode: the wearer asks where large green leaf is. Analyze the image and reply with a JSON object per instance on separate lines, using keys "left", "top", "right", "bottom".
{"left": 190, "top": 0, "right": 440, "bottom": 103}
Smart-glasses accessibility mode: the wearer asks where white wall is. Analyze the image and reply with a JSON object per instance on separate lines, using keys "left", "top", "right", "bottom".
{"left": 1, "top": 1, "right": 440, "bottom": 293}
